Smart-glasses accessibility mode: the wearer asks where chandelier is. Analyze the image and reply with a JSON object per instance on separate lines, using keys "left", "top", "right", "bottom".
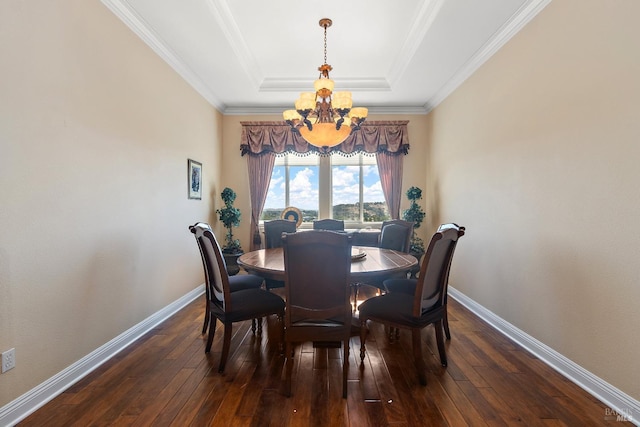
{"left": 283, "top": 18, "right": 368, "bottom": 148}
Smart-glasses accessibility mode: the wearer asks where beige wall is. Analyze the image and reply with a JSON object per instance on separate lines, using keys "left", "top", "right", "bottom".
{"left": 429, "top": 0, "right": 640, "bottom": 399}
{"left": 220, "top": 114, "right": 431, "bottom": 248}
{"left": 0, "top": 0, "right": 220, "bottom": 406}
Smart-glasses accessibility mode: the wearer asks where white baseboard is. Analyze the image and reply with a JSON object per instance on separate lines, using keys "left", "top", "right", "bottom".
{"left": 449, "top": 287, "right": 639, "bottom": 426}
{"left": 0, "top": 285, "right": 205, "bottom": 427}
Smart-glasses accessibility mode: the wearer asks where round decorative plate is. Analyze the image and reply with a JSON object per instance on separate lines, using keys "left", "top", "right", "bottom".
{"left": 281, "top": 206, "right": 302, "bottom": 228}
{"left": 351, "top": 248, "right": 367, "bottom": 261}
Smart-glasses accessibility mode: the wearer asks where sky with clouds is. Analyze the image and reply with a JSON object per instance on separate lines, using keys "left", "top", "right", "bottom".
{"left": 264, "top": 163, "right": 384, "bottom": 210}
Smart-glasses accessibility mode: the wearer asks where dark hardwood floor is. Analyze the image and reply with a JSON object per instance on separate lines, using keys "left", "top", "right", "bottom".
{"left": 19, "top": 286, "right": 627, "bottom": 426}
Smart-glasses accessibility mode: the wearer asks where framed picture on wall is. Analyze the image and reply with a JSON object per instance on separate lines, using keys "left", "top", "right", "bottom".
{"left": 188, "top": 159, "right": 202, "bottom": 200}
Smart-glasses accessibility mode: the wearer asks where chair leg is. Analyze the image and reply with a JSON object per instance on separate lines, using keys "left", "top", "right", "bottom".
{"left": 435, "top": 320, "right": 448, "bottom": 367}
{"left": 411, "top": 329, "right": 427, "bottom": 386}
{"left": 443, "top": 304, "right": 451, "bottom": 340}
{"left": 359, "top": 319, "right": 368, "bottom": 361}
{"left": 285, "top": 342, "right": 294, "bottom": 397}
{"left": 202, "top": 300, "right": 210, "bottom": 334}
{"left": 205, "top": 317, "right": 216, "bottom": 353}
{"left": 257, "top": 317, "right": 263, "bottom": 335}
{"left": 352, "top": 283, "right": 360, "bottom": 312}
{"left": 218, "top": 322, "right": 233, "bottom": 373}
{"left": 277, "top": 312, "right": 284, "bottom": 355}
{"left": 342, "top": 338, "right": 349, "bottom": 398}
{"left": 251, "top": 318, "right": 256, "bottom": 333}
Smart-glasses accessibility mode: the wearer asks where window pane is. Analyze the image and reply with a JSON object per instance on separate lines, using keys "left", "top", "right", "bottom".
{"left": 331, "top": 154, "right": 390, "bottom": 223}
{"left": 289, "top": 165, "right": 319, "bottom": 222}
{"left": 362, "top": 164, "right": 390, "bottom": 222}
{"left": 262, "top": 165, "right": 286, "bottom": 220}
{"left": 332, "top": 165, "right": 360, "bottom": 221}
{"left": 261, "top": 154, "right": 319, "bottom": 222}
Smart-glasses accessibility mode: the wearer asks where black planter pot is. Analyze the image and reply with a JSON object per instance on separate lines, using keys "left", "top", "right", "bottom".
{"left": 223, "top": 252, "right": 243, "bottom": 276}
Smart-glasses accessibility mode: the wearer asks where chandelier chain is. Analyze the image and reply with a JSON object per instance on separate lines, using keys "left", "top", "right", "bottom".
{"left": 323, "top": 24, "right": 327, "bottom": 65}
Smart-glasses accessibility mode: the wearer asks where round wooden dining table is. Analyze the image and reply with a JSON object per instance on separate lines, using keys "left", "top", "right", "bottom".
{"left": 237, "top": 245, "right": 418, "bottom": 282}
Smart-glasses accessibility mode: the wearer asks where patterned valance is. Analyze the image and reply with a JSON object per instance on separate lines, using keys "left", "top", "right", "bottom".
{"left": 240, "top": 120, "right": 410, "bottom": 157}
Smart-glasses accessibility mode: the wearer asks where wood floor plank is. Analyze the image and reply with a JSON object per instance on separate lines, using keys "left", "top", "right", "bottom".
{"left": 132, "top": 367, "right": 197, "bottom": 426}
{"left": 360, "top": 337, "right": 406, "bottom": 424}
{"left": 17, "top": 291, "right": 631, "bottom": 427}
{"left": 473, "top": 365, "right": 550, "bottom": 427}
{"left": 327, "top": 358, "right": 349, "bottom": 426}
{"left": 434, "top": 372, "right": 489, "bottom": 427}
{"left": 208, "top": 360, "right": 257, "bottom": 426}
{"left": 456, "top": 381, "right": 512, "bottom": 427}
{"left": 475, "top": 385, "right": 529, "bottom": 426}
{"left": 287, "top": 351, "right": 314, "bottom": 427}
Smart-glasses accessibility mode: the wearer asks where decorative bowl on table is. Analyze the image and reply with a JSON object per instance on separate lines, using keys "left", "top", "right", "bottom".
{"left": 351, "top": 248, "right": 366, "bottom": 261}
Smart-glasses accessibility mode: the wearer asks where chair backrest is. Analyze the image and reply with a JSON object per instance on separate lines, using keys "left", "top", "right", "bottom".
{"left": 189, "top": 222, "right": 232, "bottom": 311}
{"left": 190, "top": 222, "right": 213, "bottom": 304}
{"left": 437, "top": 223, "right": 465, "bottom": 233}
{"left": 264, "top": 219, "right": 297, "bottom": 249}
{"left": 282, "top": 230, "right": 352, "bottom": 327}
{"left": 379, "top": 219, "right": 414, "bottom": 253}
{"left": 437, "top": 223, "right": 466, "bottom": 289}
{"left": 313, "top": 219, "right": 345, "bottom": 231}
{"left": 413, "top": 225, "right": 465, "bottom": 315}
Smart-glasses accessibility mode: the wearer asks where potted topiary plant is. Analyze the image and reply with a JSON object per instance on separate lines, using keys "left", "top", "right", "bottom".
{"left": 402, "top": 186, "right": 426, "bottom": 270}
{"left": 216, "top": 187, "right": 243, "bottom": 275}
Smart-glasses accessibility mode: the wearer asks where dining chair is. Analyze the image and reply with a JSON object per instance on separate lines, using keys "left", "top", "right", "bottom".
{"left": 281, "top": 230, "right": 353, "bottom": 398}
{"left": 358, "top": 225, "right": 465, "bottom": 385}
{"left": 384, "top": 223, "right": 465, "bottom": 340}
{"left": 190, "top": 223, "right": 285, "bottom": 373}
{"left": 352, "top": 219, "right": 415, "bottom": 304}
{"left": 264, "top": 219, "right": 297, "bottom": 248}
{"left": 379, "top": 219, "right": 414, "bottom": 253}
{"left": 262, "top": 219, "right": 297, "bottom": 290}
{"left": 189, "top": 223, "right": 265, "bottom": 334}
{"left": 313, "top": 218, "right": 345, "bottom": 231}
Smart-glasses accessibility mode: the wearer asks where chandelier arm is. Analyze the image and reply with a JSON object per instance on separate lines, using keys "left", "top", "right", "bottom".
{"left": 303, "top": 118, "right": 313, "bottom": 131}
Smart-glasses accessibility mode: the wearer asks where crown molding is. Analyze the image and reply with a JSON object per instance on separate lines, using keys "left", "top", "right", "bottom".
{"left": 260, "top": 77, "right": 391, "bottom": 92}
{"left": 222, "top": 105, "right": 429, "bottom": 116}
{"left": 387, "top": 0, "right": 445, "bottom": 87}
{"left": 100, "top": 0, "right": 225, "bottom": 111}
{"left": 424, "top": 0, "right": 553, "bottom": 112}
{"left": 206, "top": 0, "right": 263, "bottom": 90}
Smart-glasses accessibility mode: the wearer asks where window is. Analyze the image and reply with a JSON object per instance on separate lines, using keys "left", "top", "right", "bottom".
{"left": 262, "top": 154, "right": 319, "bottom": 222}
{"left": 332, "top": 154, "right": 389, "bottom": 222}
{"left": 262, "top": 153, "right": 390, "bottom": 226}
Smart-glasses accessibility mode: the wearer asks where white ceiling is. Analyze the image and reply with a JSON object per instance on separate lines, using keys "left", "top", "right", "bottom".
{"left": 101, "top": 0, "right": 551, "bottom": 115}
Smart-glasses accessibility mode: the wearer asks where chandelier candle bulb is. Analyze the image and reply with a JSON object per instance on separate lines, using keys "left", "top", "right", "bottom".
{"left": 314, "top": 78, "right": 334, "bottom": 93}
{"left": 283, "top": 110, "right": 301, "bottom": 121}
{"left": 350, "top": 108, "right": 369, "bottom": 119}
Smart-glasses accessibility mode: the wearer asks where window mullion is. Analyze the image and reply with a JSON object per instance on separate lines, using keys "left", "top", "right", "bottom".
{"left": 319, "top": 156, "right": 331, "bottom": 219}
{"left": 285, "top": 156, "right": 290, "bottom": 207}
{"left": 359, "top": 156, "right": 364, "bottom": 222}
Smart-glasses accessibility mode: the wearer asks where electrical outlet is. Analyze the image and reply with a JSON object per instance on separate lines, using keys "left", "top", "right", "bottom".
{"left": 2, "top": 348, "right": 15, "bottom": 373}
